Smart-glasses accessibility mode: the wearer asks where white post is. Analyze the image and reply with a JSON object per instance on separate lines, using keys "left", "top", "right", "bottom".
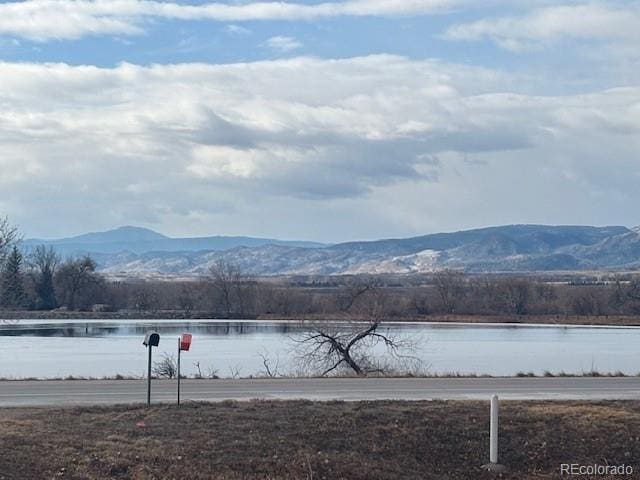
{"left": 490, "top": 395, "right": 499, "bottom": 464}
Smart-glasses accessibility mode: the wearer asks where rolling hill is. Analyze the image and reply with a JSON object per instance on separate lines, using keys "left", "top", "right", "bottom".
{"left": 23, "top": 226, "right": 325, "bottom": 256}
{"left": 23, "top": 224, "right": 640, "bottom": 276}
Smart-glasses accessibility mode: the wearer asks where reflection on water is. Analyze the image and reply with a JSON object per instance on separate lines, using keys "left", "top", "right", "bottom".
{"left": 1, "top": 320, "right": 639, "bottom": 379}
{"left": 0, "top": 321, "right": 307, "bottom": 338}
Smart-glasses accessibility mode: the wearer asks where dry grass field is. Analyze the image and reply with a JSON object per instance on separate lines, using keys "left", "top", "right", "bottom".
{"left": 0, "top": 400, "right": 638, "bottom": 479}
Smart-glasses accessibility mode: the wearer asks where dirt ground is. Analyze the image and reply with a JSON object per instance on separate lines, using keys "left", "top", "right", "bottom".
{"left": 0, "top": 400, "right": 638, "bottom": 480}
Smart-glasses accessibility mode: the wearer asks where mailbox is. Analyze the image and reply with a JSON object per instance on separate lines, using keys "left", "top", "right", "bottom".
{"left": 179, "top": 333, "right": 192, "bottom": 351}
{"left": 143, "top": 331, "right": 160, "bottom": 347}
{"left": 143, "top": 331, "right": 160, "bottom": 405}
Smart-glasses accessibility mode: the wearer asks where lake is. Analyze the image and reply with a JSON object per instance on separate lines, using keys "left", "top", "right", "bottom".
{"left": 0, "top": 320, "right": 638, "bottom": 378}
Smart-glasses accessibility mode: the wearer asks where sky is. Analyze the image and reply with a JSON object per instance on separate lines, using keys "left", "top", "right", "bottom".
{"left": 0, "top": 0, "right": 639, "bottom": 242}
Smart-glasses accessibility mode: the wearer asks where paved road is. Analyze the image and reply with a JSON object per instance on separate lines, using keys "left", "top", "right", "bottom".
{"left": 1, "top": 377, "right": 639, "bottom": 407}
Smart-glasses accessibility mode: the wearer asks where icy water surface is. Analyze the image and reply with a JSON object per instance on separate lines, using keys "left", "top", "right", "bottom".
{"left": 0, "top": 320, "right": 638, "bottom": 378}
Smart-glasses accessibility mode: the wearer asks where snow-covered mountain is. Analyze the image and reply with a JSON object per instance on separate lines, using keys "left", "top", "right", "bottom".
{"left": 24, "top": 224, "right": 640, "bottom": 276}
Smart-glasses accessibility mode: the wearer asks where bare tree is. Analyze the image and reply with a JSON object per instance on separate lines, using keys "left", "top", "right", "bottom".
{"left": 534, "top": 282, "right": 557, "bottom": 314}
{"left": 177, "top": 283, "right": 196, "bottom": 313}
{"left": 627, "top": 278, "right": 640, "bottom": 301}
{"left": 571, "top": 289, "right": 601, "bottom": 316}
{"left": 210, "top": 260, "right": 238, "bottom": 316}
{"left": 337, "top": 279, "right": 373, "bottom": 313}
{"left": 609, "top": 276, "right": 628, "bottom": 309}
{"left": 257, "top": 349, "right": 281, "bottom": 378}
{"left": 153, "top": 353, "right": 177, "bottom": 379}
{"left": 293, "top": 286, "right": 418, "bottom": 376}
{"left": 194, "top": 361, "right": 203, "bottom": 379}
{"left": 193, "top": 362, "right": 220, "bottom": 379}
{"left": 0, "top": 217, "right": 19, "bottom": 267}
{"left": 131, "top": 283, "right": 161, "bottom": 312}
{"left": 208, "top": 260, "right": 254, "bottom": 317}
{"left": 410, "top": 287, "right": 430, "bottom": 315}
{"left": 433, "top": 269, "right": 465, "bottom": 313}
{"left": 293, "top": 321, "right": 419, "bottom": 376}
{"left": 55, "top": 256, "right": 104, "bottom": 310}
{"left": 500, "top": 278, "right": 532, "bottom": 315}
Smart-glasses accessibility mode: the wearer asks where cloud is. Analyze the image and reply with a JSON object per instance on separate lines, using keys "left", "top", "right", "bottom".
{"left": 0, "top": 55, "right": 638, "bottom": 239}
{"left": 264, "top": 35, "right": 302, "bottom": 52}
{"left": 444, "top": 3, "right": 640, "bottom": 51}
{"left": 0, "top": 0, "right": 466, "bottom": 41}
{"left": 225, "top": 24, "right": 252, "bottom": 35}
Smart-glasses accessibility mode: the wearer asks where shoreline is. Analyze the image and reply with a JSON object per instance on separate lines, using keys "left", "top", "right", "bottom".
{"left": 2, "top": 310, "right": 640, "bottom": 327}
{"left": 1, "top": 370, "right": 639, "bottom": 381}
{"left": 4, "top": 318, "right": 640, "bottom": 331}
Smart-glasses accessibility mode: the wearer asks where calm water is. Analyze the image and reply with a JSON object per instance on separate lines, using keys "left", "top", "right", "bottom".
{"left": 0, "top": 320, "right": 638, "bottom": 378}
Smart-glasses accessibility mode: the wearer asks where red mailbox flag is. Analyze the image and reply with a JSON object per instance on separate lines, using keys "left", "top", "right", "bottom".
{"left": 179, "top": 333, "right": 192, "bottom": 351}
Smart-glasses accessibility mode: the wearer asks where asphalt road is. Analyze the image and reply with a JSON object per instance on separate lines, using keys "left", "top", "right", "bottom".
{"left": 1, "top": 377, "right": 639, "bottom": 407}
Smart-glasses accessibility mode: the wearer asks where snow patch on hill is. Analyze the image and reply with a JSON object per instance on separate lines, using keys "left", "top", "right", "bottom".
{"left": 344, "top": 249, "right": 441, "bottom": 274}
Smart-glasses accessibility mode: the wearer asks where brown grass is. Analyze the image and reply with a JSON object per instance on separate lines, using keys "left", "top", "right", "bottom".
{"left": 3, "top": 309, "right": 640, "bottom": 326}
{"left": 0, "top": 400, "right": 638, "bottom": 479}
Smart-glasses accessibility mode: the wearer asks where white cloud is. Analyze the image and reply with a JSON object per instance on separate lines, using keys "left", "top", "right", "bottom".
{"left": 0, "top": 55, "right": 638, "bottom": 239}
{"left": 0, "top": 0, "right": 466, "bottom": 41}
{"left": 225, "top": 24, "right": 252, "bottom": 35}
{"left": 264, "top": 35, "right": 302, "bottom": 52}
{"left": 445, "top": 3, "right": 640, "bottom": 51}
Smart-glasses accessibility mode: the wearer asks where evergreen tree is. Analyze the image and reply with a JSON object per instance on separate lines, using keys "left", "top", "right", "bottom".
{"left": 31, "top": 245, "right": 58, "bottom": 310}
{"left": 35, "top": 270, "right": 56, "bottom": 309}
{"left": 0, "top": 246, "right": 27, "bottom": 308}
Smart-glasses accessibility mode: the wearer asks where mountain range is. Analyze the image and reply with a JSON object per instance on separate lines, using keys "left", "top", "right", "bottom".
{"left": 23, "top": 224, "right": 640, "bottom": 276}
{"left": 24, "top": 226, "right": 324, "bottom": 255}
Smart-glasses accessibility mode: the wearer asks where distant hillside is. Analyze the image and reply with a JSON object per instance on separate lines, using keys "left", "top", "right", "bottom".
{"left": 328, "top": 225, "right": 628, "bottom": 257}
{"left": 32, "top": 224, "right": 639, "bottom": 277}
{"left": 23, "top": 226, "right": 326, "bottom": 256}
{"left": 23, "top": 224, "right": 640, "bottom": 276}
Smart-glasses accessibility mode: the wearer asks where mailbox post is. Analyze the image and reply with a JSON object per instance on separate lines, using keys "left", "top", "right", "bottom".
{"left": 143, "top": 331, "right": 160, "bottom": 405}
{"left": 177, "top": 333, "right": 192, "bottom": 405}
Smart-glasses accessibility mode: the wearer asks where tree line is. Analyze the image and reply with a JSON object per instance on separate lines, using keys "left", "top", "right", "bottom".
{"left": 0, "top": 218, "right": 104, "bottom": 311}
{"left": 100, "top": 268, "right": 640, "bottom": 319}
{"left": 1, "top": 218, "right": 640, "bottom": 317}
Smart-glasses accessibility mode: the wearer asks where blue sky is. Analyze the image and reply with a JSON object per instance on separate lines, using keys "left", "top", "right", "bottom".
{"left": 0, "top": 3, "right": 507, "bottom": 66}
{"left": 0, "top": 0, "right": 639, "bottom": 241}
